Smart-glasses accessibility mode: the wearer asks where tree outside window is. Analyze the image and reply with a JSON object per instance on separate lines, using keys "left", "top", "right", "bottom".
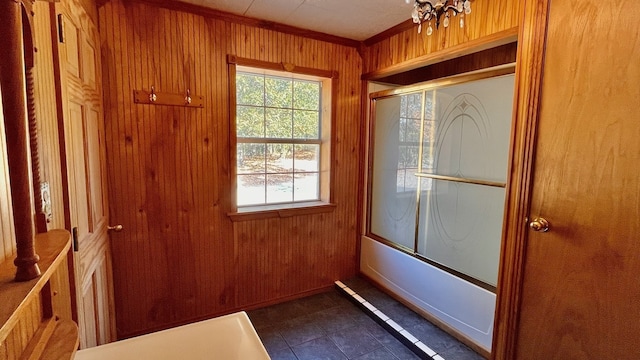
{"left": 235, "top": 69, "right": 331, "bottom": 207}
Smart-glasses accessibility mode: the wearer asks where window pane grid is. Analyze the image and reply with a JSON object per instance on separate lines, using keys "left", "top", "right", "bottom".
{"left": 236, "top": 71, "right": 323, "bottom": 207}
{"left": 238, "top": 171, "right": 319, "bottom": 176}
{"left": 395, "top": 93, "right": 422, "bottom": 193}
{"left": 237, "top": 103, "right": 322, "bottom": 113}
{"left": 237, "top": 138, "right": 322, "bottom": 144}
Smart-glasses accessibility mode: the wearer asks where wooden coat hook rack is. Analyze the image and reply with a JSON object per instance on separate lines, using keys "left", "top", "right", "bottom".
{"left": 133, "top": 86, "right": 204, "bottom": 108}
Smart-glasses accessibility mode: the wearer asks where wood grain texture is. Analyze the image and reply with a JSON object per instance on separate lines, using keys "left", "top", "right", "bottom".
{"left": 514, "top": 1, "right": 640, "bottom": 358}
{"left": 99, "top": 0, "right": 362, "bottom": 337}
{"left": 1, "top": 294, "right": 43, "bottom": 360}
{"left": 26, "top": 66, "right": 48, "bottom": 234}
{"left": 362, "top": 0, "right": 522, "bottom": 76}
{"left": 491, "top": 1, "right": 549, "bottom": 358}
{"left": 0, "top": 68, "right": 17, "bottom": 265}
{"left": 0, "top": 230, "right": 74, "bottom": 360}
{"left": 54, "top": 0, "right": 116, "bottom": 347}
{"left": 33, "top": 1, "right": 66, "bottom": 232}
{"left": 0, "top": 0, "right": 41, "bottom": 282}
{"left": 363, "top": 19, "right": 415, "bottom": 47}
{"left": 376, "top": 42, "right": 517, "bottom": 85}
{"left": 20, "top": 318, "right": 78, "bottom": 360}
{"left": 48, "top": 252, "right": 74, "bottom": 322}
{"left": 0, "top": 230, "right": 71, "bottom": 339}
{"left": 0, "top": 3, "right": 77, "bottom": 359}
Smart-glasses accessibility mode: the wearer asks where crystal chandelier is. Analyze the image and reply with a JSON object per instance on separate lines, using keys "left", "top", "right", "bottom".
{"left": 407, "top": 0, "right": 472, "bottom": 35}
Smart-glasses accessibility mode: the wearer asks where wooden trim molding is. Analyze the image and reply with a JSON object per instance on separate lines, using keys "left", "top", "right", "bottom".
{"left": 374, "top": 43, "right": 518, "bottom": 86}
{"left": 227, "top": 55, "right": 339, "bottom": 80}
{"left": 363, "top": 19, "right": 415, "bottom": 47}
{"left": 0, "top": 0, "right": 41, "bottom": 281}
{"left": 362, "top": 27, "right": 519, "bottom": 81}
{"left": 328, "top": 69, "right": 337, "bottom": 204}
{"left": 228, "top": 202, "right": 337, "bottom": 222}
{"left": 491, "top": 1, "right": 550, "bottom": 359}
{"left": 228, "top": 58, "right": 239, "bottom": 216}
{"left": 131, "top": 0, "right": 361, "bottom": 48}
{"left": 355, "top": 79, "right": 369, "bottom": 269}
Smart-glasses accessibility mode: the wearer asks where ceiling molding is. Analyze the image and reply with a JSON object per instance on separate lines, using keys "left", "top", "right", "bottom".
{"left": 363, "top": 18, "right": 416, "bottom": 47}
{"left": 126, "top": 0, "right": 362, "bottom": 49}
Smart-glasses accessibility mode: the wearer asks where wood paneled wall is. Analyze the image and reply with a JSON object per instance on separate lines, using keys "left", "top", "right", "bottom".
{"left": 363, "top": 0, "right": 522, "bottom": 74}
{"left": 0, "top": 231, "right": 76, "bottom": 360}
{"left": 376, "top": 42, "right": 518, "bottom": 85}
{"left": 34, "top": 1, "right": 66, "bottom": 231}
{"left": 99, "top": 0, "right": 362, "bottom": 337}
{"left": 1, "top": 287, "right": 44, "bottom": 359}
{"left": 0, "top": 77, "right": 16, "bottom": 264}
{"left": 1, "top": 0, "right": 67, "bottom": 266}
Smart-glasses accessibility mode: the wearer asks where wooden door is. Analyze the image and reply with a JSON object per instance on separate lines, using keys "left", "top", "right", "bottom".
{"left": 55, "top": 0, "right": 116, "bottom": 348}
{"left": 514, "top": 1, "right": 640, "bottom": 359}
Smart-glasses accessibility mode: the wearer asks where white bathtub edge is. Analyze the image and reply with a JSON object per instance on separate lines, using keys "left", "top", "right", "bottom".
{"left": 360, "top": 236, "right": 495, "bottom": 352}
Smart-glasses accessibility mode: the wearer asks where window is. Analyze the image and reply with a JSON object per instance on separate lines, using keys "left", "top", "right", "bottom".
{"left": 396, "top": 93, "right": 422, "bottom": 193}
{"left": 230, "top": 61, "right": 333, "bottom": 212}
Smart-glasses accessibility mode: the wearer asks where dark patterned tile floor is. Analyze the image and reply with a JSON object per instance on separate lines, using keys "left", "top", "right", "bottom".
{"left": 247, "top": 276, "right": 484, "bottom": 360}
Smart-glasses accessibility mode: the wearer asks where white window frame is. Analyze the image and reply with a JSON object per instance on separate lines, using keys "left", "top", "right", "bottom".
{"left": 227, "top": 56, "right": 336, "bottom": 219}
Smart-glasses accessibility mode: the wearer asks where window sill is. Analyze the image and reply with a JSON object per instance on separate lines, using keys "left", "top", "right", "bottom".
{"left": 227, "top": 202, "right": 336, "bottom": 222}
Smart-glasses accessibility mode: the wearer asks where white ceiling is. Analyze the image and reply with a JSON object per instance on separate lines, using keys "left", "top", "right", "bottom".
{"left": 180, "top": 0, "right": 414, "bottom": 41}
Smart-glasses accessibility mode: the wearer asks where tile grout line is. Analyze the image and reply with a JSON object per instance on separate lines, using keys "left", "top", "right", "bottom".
{"left": 334, "top": 281, "right": 445, "bottom": 360}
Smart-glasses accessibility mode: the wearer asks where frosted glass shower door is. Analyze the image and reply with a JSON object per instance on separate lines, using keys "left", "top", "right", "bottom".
{"left": 368, "top": 72, "right": 515, "bottom": 288}
{"left": 369, "top": 94, "right": 422, "bottom": 250}
{"left": 364, "top": 70, "right": 514, "bottom": 349}
{"left": 416, "top": 74, "right": 514, "bottom": 286}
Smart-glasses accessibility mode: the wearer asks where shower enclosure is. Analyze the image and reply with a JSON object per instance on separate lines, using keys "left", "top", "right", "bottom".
{"left": 362, "top": 67, "right": 515, "bottom": 351}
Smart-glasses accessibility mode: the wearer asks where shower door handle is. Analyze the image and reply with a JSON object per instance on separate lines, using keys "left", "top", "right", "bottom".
{"left": 529, "top": 217, "right": 550, "bottom": 232}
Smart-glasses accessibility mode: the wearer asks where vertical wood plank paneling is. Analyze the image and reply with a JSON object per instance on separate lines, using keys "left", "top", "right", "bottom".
{"left": 0, "top": 75, "right": 16, "bottom": 264}
{"left": 49, "top": 255, "right": 73, "bottom": 321}
{"left": 99, "top": 0, "right": 361, "bottom": 337}
{"left": 1, "top": 291, "right": 43, "bottom": 359}
{"left": 1, "top": 236, "right": 75, "bottom": 359}
{"left": 33, "top": 1, "right": 66, "bottom": 232}
{"left": 0, "top": 0, "right": 66, "bottom": 264}
{"left": 364, "top": 0, "right": 521, "bottom": 74}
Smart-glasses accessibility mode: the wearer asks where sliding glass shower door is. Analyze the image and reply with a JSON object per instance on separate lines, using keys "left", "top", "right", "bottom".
{"left": 369, "top": 93, "right": 420, "bottom": 251}
{"left": 368, "top": 70, "right": 515, "bottom": 288}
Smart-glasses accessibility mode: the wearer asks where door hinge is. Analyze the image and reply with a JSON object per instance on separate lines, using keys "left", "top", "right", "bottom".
{"left": 57, "top": 14, "right": 65, "bottom": 43}
{"left": 72, "top": 227, "right": 78, "bottom": 252}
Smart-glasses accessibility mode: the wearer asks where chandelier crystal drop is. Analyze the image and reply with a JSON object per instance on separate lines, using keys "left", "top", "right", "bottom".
{"left": 407, "top": 0, "right": 472, "bottom": 35}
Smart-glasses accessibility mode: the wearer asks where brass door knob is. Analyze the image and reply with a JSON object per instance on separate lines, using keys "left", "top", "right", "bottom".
{"left": 529, "top": 218, "right": 550, "bottom": 232}
{"left": 107, "top": 224, "right": 123, "bottom": 232}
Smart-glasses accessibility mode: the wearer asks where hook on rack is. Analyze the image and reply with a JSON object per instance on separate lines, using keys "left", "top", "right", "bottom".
{"left": 133, "top": 87, "right": 203, "bottom": 107}
{"left": 149, "top": 86, "right": 157, "bottom": 102}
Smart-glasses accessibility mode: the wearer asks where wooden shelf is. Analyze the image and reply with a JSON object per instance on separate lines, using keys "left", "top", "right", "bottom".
{"left": 19, "top": 317, "right": 79, "bottom": 360}
{"left": 0, "top": 229, "right": 71, "bottom": 341}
